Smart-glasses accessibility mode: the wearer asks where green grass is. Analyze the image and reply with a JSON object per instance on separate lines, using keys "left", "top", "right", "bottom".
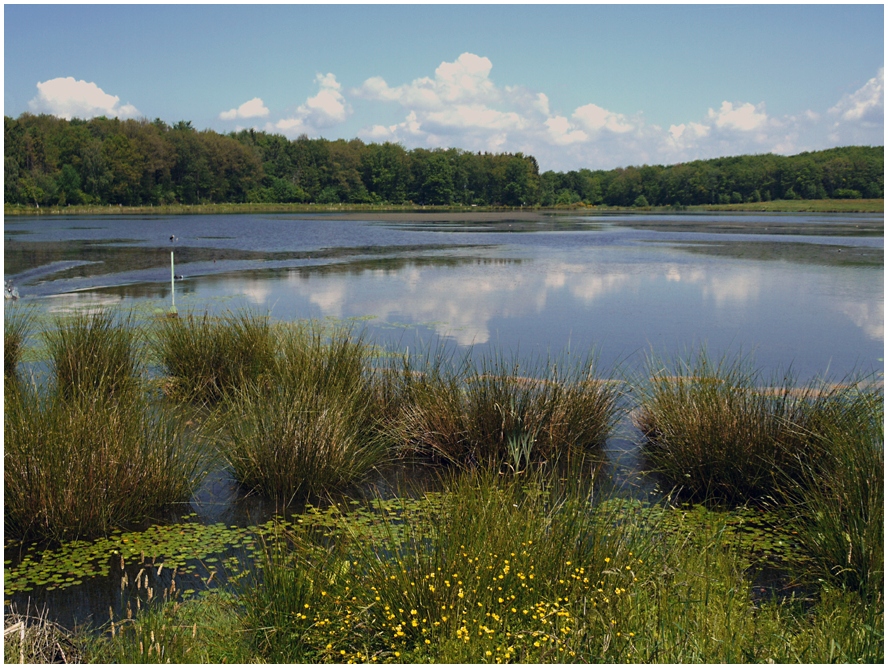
{"left": 5, "top": 199, "right": 883, "bottom": 216}
{"left": 695, "top": 198, "right": 884, "bottom": 213}
{"left": 152, "top": 309, "right": 276, "bottom": 402}
{"left": 4, "top": 382, "right": 204, "bottom": 542}
{"left": 43, "top": 309, "right": 141, "bottom": 398}
{"left": 81, "top": 591, "right": 251, "bottom": 664}
{"left": 385, "top": 348, "right": 621, "bottom": 469}
{"left": 4, "top": 303, "right": 32, "bottom": 379}
{"left": 228, "top": 470, "right": 883, "bottom": 663}
{"left": 213, "top": 323, "right": 388, "bottom": 503}
{"left": 632, "top": 351, "right": 874, "bottom": 504}
{"left": 12, "top": 469, "right": 883, "bottom": 663}
{"left": 778, "top": 388, "right": 884, "bottom": 599}
{"left": 4, "top": 315, "right": 883, "bottom": 662}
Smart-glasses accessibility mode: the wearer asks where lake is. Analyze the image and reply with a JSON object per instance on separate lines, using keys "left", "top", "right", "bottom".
{"left": 3, "top": 209, "right": 883, "bottom": 628}
{"left": 4, "top": 210, "right": 883, "bottom": 380}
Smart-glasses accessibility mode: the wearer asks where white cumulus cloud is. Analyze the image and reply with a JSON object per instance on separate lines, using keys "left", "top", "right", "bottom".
{"left": 707, "top": 101, "right": 768, "bottom": 131}
{"left": 220, "top": 97, "right": 269, "bottom": 120}
{"left": 29, "top": 77, "right": 139, "bottom": 120}
{"left": 348, "top": 54, "right": 885, "bottom": 170}
{"left": 572, "top": 103, "right": 634, "bottom": 133}
{"left": 829, "top": 68, "right": 883, "bottom": 123}
{"left": 357, "top": 52, "right": 498, "bottom": 109}
{"left": 545, "top": 116, "right": 588, "bottom": 145}
{"left": 273, "top": 73, "right": 351, "bottom": 137}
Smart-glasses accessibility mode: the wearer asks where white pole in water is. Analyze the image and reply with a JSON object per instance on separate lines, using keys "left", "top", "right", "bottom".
{"left": 170, "top": 251, "right": 177, "bottom": 315}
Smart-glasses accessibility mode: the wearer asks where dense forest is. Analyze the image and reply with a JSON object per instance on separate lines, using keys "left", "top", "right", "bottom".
{"left": 4, "top": 113, "right": 883, "bottom": 208}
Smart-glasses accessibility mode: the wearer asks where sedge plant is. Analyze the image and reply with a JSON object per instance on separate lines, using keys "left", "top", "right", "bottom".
{"left": 43, "top": 309, "right": 141, "bottom": 398}
{"left": 4, "top": 380, "right": 204, "bottom": 542}
{"left": 633, "top": 350, "right": 871, "bottom": 504}
{"left": 214, "top": 323, "right": 388, "bottom": 504}
{"left": 152, "top": 309, "right": 276, "bottom": 402}
{"left": 387, "top": 347, "right": 621, "bottom": 469}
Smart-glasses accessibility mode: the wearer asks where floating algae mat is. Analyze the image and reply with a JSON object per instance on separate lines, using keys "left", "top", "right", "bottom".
{"left": 3, "top": 495, "right": 449, "bottom": 601}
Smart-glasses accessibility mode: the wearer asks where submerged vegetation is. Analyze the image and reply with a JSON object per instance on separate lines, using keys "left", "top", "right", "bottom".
{"left": 3, "top": 308, "right": 883, "bottom": 662}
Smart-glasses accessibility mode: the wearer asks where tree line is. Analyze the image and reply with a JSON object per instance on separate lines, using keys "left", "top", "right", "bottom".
{"left": 4, "top": 112, "right": 883, "bottom": 208}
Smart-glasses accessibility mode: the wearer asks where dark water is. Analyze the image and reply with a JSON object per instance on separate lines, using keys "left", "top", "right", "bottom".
{"left": 3, "top": 211, "right": 883, "bottom": 628}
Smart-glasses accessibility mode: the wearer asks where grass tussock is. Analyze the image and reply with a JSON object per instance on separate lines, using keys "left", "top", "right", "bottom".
{"left": 386, "top": 348, "right": 620, "bottom": 469}
{"left": 4, "top": 304, "right": 32, "bottom": 379}
{"left": 43, "top": 309, "right": 141, "bottom": 398}
{"left": 214, "top": 324, "right": 388, "bottom": 503}
{"left": 152, "top": 310, "right": 275, "bottom": 402}
{"left": 4, "top": 382, "right": 204, "bottom": 542}
{"left": 780, "top": 388, "right": 884, "bottom": 599}
{"left": 633, "top": 351, "right": 873, "bottom": 504}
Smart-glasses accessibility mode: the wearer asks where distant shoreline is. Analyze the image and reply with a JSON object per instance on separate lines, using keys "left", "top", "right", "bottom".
{"left": 4, "top": 199, "right": 883, "bottom": 218}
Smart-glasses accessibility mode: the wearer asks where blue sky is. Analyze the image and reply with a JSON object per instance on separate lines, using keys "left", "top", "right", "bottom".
{"left": 4, "top": 3, "right": 884, "bottom": 171}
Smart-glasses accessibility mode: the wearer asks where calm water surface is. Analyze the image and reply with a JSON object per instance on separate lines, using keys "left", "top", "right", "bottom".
{"left": 5, "top": 211, "right": 883, "bottom": 378}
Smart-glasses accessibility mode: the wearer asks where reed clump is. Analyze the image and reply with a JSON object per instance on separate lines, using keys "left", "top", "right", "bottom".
{"left": 43, "top": 309, "right": 140, "bottom": 398}
{"left": 386, "top": 348, "right": 620, "bottom": 468}
{"left": 214, "top": 324, "right": 387, "bottom": 503}
{"left": 3, "top": 603, "right": 84, "bottom": 664}
{"left": 4, "top": 304, "right": 32, "bottom": 379}
{"left": 778, "top": 387, "right": 883, "bottom": 599}
{"left": 4, "top": 381, "right": 203, "bottom": 542}
{"left": 633, "top": 352, "right": 872, "bottom": 504}
{"left": 152, "top": 310, "right": 276, "bottom": 402}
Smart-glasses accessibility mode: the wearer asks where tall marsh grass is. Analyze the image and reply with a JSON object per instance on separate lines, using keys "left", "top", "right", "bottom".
{"left": 214, "top": 324, "right": 388, "bottom": 503}
{"left": 779, "top": 388, "right": 883, "bottom": 598}
{"left": 633, "top": 352, "right": 873, "bottom": 503}
{"left": 4, "top": 382, "right": 204, "bottom": 542}
{"left": 43, "top": 309, "right": 141, "bottom": 398}
{"left": 4, "top": 304, "right": 32, "bottom": 379}
{"left": 386, "top": 348, "right": 620, "bottom": 468}
{"left": 152, "top": 310, "right": 276, "bottom": 402}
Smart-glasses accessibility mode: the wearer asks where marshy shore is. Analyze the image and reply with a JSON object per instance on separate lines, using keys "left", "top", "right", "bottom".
{"left": 4, "top": 307, "right": 883, "bottom": 663}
